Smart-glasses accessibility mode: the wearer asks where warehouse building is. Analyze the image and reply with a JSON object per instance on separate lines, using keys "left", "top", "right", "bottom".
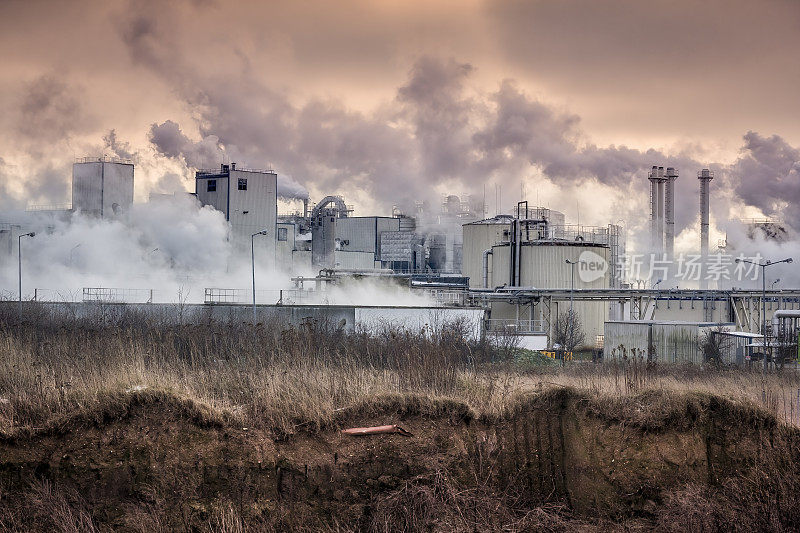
{"left": 604, "top": 320, "right": 736, "bottom": 364}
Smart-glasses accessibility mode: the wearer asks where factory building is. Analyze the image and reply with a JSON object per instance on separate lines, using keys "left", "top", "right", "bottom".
{"left": 604, "top": 320, "right": 735, "bottom": 364}
{"left": 410, "top": 194, "right": 483, "bottom": 273}
{"left": 72, "top": 157, "right": 134, "bottom": 218}
{"left": 461, "top": 204, "right": 626, "bottom": 346}
{"left": 380, "top": 229, "right": 425, "bottom": 272}
{"left": 195, "top": 164, "right": 278, "bottom": 263}
{"left": 463, "top": 211, "right": 623, "bottom": 290}
{"left": 0, "top": 224, "right": 22, "bottom": 266}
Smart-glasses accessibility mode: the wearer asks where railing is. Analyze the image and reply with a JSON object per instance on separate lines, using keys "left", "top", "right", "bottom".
{"left": 485, "top": 319, "right": 546, "bottom": 334}
{"left": 26, "top": 203, "right": 72, "bottom": 211}
{"left": 204, "top": 288, "right": 242, "bottom": 304}
{"left": 82, "top": 287, "right": 154, "bottom": 303}
{"left": 417, "top": 289, "right": 466, "bottom": 306}
{"left": 34, "top": 289, "right": 82, "bottom": 303}
{"left": 75, "top": 156, "right": 132, "bottom": 165}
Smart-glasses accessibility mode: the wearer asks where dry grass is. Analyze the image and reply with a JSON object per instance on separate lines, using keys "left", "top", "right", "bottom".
{"left": 1, "top": 303, "right": 800, "bottom": 438}
{"left": 2, "top": 304, "right": 800, "bottom": 531}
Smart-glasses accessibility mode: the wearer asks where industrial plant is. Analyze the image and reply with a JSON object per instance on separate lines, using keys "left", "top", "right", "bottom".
{"left": 1, "top": 156, "right": 799, "bottom": 367}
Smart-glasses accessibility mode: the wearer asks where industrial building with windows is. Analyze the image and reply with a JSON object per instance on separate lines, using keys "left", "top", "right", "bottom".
{"left": 3, "top": 154, "right": 799, "bottom": 363}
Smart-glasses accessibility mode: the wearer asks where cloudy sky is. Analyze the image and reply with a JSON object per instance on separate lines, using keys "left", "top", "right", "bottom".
{"left": 1, "top": 0, "right": 799, "bottom": 252}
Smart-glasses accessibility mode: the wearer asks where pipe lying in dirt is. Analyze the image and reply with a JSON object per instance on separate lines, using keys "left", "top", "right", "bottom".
{"left": 341, "top": 424, "right": 413, "bottom": 437}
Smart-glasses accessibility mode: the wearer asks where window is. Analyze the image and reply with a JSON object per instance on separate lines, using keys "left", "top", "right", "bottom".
{"left": 278, "top": 227, "right": 288, "bottom": 241}
{"left": 238, "top": 178, "right": 247, "bottom": 191}
{"left": 207, "top": 179, "right": 216, "bottom": 192}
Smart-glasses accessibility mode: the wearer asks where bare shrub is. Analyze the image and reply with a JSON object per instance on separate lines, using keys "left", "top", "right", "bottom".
{"left": 551, "top": 310, "right": 586, "bottom": 353}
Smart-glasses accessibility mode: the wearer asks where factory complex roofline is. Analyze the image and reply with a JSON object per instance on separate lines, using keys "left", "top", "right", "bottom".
{"left": 464, "top": 214, "right": 517, "bottom": 224}
{"left": 195, "top": 163, "right": 276, "bottom": 176}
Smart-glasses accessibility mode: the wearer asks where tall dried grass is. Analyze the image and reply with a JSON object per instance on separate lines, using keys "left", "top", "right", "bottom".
{"left": 1, "top": 303, "right": 800, "bottom": 437}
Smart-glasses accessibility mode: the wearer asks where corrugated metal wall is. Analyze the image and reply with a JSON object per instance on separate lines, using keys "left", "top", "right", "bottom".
{"left": 72, "top": 162, "right": 133, "bottom": 218}
{"left": 603, "top": 321, "right": 653, "bottom": 359}
{"left": 653, "top": 323, "right": 702, "bottom": 363}
{"left": 100, "top": 162, "right": 134, "bottom": 216}
{"left": 605, "top": 321, "right": 735, "bottom": 364}
{"left": 336, "top": 217, "right": 400, "bottom": 256}
{"left": 489, "top": 243, "right": 610, "bottom": 289}
{"left": 334, "top": 250, "right": 377, "bottom": 269}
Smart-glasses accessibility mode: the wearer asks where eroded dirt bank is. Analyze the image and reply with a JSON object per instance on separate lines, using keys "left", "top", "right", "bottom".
{"left": 1, "top": 388, "right": 798, "bottom": 531}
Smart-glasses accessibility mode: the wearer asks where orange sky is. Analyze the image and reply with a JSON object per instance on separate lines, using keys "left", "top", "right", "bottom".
{"left": 1, "top": 0, "right": 799, "bottom": 248}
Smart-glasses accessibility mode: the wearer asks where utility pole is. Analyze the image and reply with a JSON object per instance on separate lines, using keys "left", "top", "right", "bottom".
{"left": 18, "top": 232, "right": 36, "bottom": 321}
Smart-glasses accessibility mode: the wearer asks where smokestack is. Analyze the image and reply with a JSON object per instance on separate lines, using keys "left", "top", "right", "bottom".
{"left": 698, "top": 168, "right": 714, "bottom": 289}
{"left": 303, "top": 198, "right": 309, "bottom": 219}
{"left": 657, "top": 167, "right": 665, "bottom": 254}
{"left": 648, "top": 166, "right": 665, "bottom": 253}
{"left": 665, "top": 167, "right": 678, "bottom": 259}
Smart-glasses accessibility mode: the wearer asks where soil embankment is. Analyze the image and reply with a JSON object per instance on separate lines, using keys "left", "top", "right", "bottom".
{"left": 0, "top": 388, "right": 797, "bottom": 531}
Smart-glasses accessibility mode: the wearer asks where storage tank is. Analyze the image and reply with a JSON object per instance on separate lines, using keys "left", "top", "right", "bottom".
{"left": 427, "top": 234, "right": 447, "bottom": 271}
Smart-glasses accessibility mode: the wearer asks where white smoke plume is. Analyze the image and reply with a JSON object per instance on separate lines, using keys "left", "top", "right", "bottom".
{"left": 0, "top": 194, "right": 292, "bottom": 304}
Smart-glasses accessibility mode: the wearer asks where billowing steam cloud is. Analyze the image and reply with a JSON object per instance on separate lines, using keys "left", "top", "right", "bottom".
{"left": 149, "top": 120, "right": 309, "bottom": 200}
{"left": 0, "top": 194, "right": 293, "bottom": 303}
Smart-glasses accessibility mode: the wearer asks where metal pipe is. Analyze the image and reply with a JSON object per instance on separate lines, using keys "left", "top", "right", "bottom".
{"left": 771, "top": 309, "right": 800, "bottom": 336}
{"left": 482, "top": 248, "right": 493, "bottom": 288}
{"left": 515, "top": 219, "right": 522, "bottom": 286}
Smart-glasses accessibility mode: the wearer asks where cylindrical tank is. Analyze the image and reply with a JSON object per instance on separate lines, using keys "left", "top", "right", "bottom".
{"left": 427, "top": 234, "right": 447, "bottom": 271}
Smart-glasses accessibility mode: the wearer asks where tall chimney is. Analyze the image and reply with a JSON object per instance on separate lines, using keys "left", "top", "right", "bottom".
{"left": 656, "top": 167, "right": 666, "bottom": 254}
{"left": 665, "top": 167, "right": 678, "bottom": 259}
{"left": 648, "top": 166, "right": 660, "bottom": 252}
{"left": 648, "top": 166, "right": 667, "bottom": 253}
{"left": 698, "top": 168, "right": 714, "bottom": 289}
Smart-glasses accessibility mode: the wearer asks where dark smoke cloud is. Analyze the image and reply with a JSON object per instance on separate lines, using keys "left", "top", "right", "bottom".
{"left": 149, "top": 120, "right": 222, "bottom": 169}
{"left": 732, "top": 131, "right": 800, "bottom": 229}
{"left": 16, "top": 75, "right": 89, "bottom": 145}
{"left": 149, "top": 120, "right": 309, "bottom": 200}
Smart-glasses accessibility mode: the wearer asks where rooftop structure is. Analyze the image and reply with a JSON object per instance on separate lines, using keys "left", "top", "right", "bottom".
{"left": 72, "top": 157, "right": 134, "bottom": 218}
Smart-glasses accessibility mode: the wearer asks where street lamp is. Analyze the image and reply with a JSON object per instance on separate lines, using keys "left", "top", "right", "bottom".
{"left": 251, "top": 230, "right": 269, "bottom": 323}
{"left": 18, "top": 232, "right": 36, "bottom": 319}
{"left": 652, "top": 278, "right": 663, "bottom": 289}
{"left": 565, "top": 259, "right": 577, "bottom": 314}
{"left": 772, "top": 278, "right": 781, "bottom": 290}
{"left": 735, "top": 257, "right": 792, "bottom": 374}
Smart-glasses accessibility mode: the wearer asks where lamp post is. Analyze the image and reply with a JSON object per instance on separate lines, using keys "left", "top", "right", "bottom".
{"left": 18, "top": 232, "right": 36, "bottom": 320}
{"left": 251, "top": 230, "right": 269, "bottom": 323}
{"left": 735, "top": 257, "right": 793, "bottom": 375}
{"left": 565, "top": 259, "right": 577, "bottom": 314}
{"left": 652, "top": 278, "right": 663, "bottom": 289}
{"left": 772, "top": 278, "right": 781, "bottom": 290}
